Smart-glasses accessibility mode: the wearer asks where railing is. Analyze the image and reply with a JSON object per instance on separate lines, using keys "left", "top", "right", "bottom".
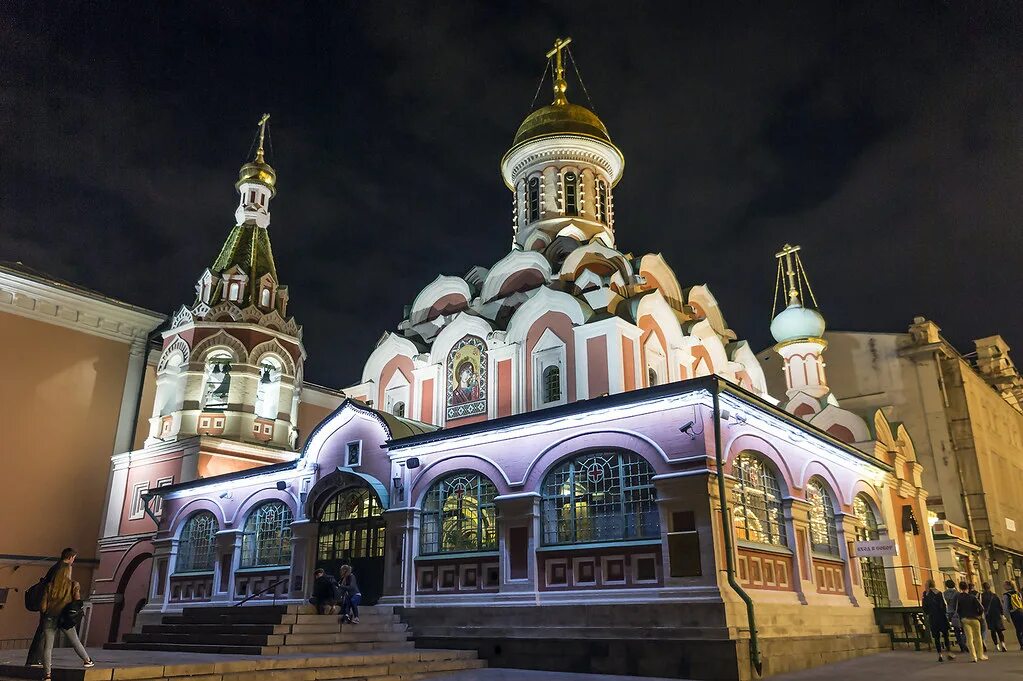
{"left": 874, "top": 607, "right": 930, "bottom": 650}
{"left": 233, "top": 578, "right": 288, "bottom": 607}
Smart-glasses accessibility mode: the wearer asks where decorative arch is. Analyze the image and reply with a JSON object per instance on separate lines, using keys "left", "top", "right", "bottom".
{"left": 410, "top": 453, "right": 513, "bottom": 495}
{"left": 249, "top": 338, "right": 297, "bottom": 375}
{"left": 637, "top": 253, "right": 684, "bottom": 312}
{"left": 521, "top": 429, "right": 668, "bottom": 489}
{"left": 797, "top": 459, "right": 845, "bottom": 503}
{"left": 361, "top": 333, "right": 419, "bottom": 385}
{"left": 723, "top": 433, "right": 798, "bottom": 493}
{"left": 685, "top": 285, "right": 731, "bottom": 339}
{"left": 809, "top": 405, "right": 871, "bottom": 443}
{"left": 805, "top": 476, "right": 840, "bottom": 557}
{"left": 165, "top": 497, "right": 226, "bottom": 535}
{"left": 190, "top": 330, "right": 248, "bottom": 365}
{"left": 732, "top": 450, "right": 788, "bottom": 547}
{"left": 158, "top": 337, "right": 191, "bottom": 371}
{"left": 559, "top": 242, "right": 634, "bottom": 283}
{"left": 505, "top": 286, "right": 589, "bottom": 344}
{"left": 480, "top": 249, "right": 551, "bottom": 300}
{"left": 409, "top": 275, "right": 472, "bottom": 325}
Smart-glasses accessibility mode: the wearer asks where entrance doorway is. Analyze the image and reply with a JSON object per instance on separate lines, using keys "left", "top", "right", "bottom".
{"left": 854, "top": 495, "right": 890, "bottom": 607}
{"left": 316, "top": 487, "right": 386, "bottom": 605}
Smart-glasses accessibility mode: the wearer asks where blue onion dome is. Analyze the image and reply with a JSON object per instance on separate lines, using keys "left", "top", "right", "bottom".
{"left": 770, "top": 303, "right": 826, "bottom": 343}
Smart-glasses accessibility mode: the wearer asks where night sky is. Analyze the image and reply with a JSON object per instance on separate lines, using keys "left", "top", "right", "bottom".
{"left": 3, "top": 2, "right": 1021, "bottom": 388}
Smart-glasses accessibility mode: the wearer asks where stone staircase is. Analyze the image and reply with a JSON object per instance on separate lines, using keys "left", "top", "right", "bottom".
{"left": 105, "top": 604, "right": 471, "bottom": 658}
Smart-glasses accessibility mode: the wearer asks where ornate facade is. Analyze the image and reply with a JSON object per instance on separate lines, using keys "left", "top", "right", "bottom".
{"left": 89, "top": 43, "right": 949, "bottom": 680}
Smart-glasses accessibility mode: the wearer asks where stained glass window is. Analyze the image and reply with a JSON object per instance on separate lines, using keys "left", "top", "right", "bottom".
{"left": 420, "top": 472, "right": 498, "bottom": 555}
{"left": 541, "top": 451, "right": 659, "bottom": 545}
{"left": 732, "top": 452, "right": 787, "bottom": 547}
{"left": 177, "top": 511, "right": 218, "bottom": 572}
{"left": 807, "top": 479, "right": 839, "bottom": 556}
{"left": 542, "top": 365, "right": 561, "bottom": 404}
{"left": 564, "top": 172, "right": 578, "bottom": 215}
{"left": 241, "top": 501, "right": 293, "bottom": 568}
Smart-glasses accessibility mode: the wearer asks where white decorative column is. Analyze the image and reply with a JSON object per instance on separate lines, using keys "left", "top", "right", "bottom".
{"left": 496, "top": 493, "right": 539, "bottom": 597}
{"left": 213, "top": 529, "right": 242, "bottom": 602}
{"left": 289, "top": 520, "right": 319, "bottom": 600}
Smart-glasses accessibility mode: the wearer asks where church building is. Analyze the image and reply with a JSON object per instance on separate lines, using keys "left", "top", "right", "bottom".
{"left": 89, "top": 40, "right": 942, "bottom": 680}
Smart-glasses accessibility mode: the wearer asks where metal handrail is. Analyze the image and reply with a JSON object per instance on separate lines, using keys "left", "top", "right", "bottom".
{"left": 233, "top": 577, "right": 288, "bottom": 607}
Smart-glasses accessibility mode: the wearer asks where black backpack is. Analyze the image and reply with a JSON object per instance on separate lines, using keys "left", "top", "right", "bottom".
{"left": 24, "top": 563, "right": 59, "bottom": 613}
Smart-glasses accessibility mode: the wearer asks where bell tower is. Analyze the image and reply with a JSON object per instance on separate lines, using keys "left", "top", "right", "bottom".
{"left": 146, "top": 115, "right": 305, "bottom": 457}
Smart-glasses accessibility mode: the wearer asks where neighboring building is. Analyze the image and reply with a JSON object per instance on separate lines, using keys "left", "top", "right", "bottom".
{"left": 107, "top": 42, "right": 943, "bottom": 680}
{"left": 0, "top": 263, "right": 164, "bottom": 649}
{"left": 780, "top": 319, "right": 1023, "bottom": 589}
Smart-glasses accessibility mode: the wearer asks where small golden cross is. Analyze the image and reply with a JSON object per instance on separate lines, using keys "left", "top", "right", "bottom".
{"left": 775, "top": 243, "right": 802, "bottom": 303}
{"left": 255, "top": 113, "right": 270, "bottom": 162}
{"left": 546, "top": 37, "right": 572, "bottom": 105}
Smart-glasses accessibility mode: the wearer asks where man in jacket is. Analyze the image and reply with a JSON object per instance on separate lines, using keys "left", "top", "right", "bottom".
{"left": 309, "top": 568, "right": 339, "bottom": 615}
{"left": 956, "top": 580, "right": 988, "bottom": 662}
{"left": 25, "top": 548, "right": 93, "bottom": 678}
{"left": 943, "top": 578, "right": 968, "bottom": 653}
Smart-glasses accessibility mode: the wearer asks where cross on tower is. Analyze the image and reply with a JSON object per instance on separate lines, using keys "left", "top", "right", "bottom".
{"left": 774, "top": 243, "right": 802, "bottom": 304}
{"left": 546, "top": 36, "right": 572, "bottom": 105}
{"left": 255, "top": 113, "right": 270, "bottom": 163}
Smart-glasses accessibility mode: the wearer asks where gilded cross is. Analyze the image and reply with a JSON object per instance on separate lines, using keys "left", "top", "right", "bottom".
{"left": 255, "top": 113, "right": 270, "bottom": 163}
{"left": 546, "top": 37, "right": 572, "bottom": 105}
{"left": 775, "top": 243, "right": 802, "bottom": 304}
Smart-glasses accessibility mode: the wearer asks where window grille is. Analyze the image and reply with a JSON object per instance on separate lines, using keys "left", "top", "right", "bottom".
{"left": 420, "top": 472, "right": 498, "bottom": 555}
{"left": 732, "top": 453, "right": 787, "bottom": 547}
{"left": 807, "top": 479, "right": 839, "bottom": 556}
{"left": 528, "top": 177, "right": 540, "bottom": 222}
{"left": 564, "top": 172, "right": 578, "bottom": 215}
{"left": 177, "top": 511, "right": 218, "bottom": 572}
{"left": 542, "top": 365, "right": 561, "bottom": 403}
{"left": 540, "top": 451, "right": 659, "bottom": 545}
{"left": 597, "top": 179, "right": 608, "bottom": 224}
{"left": 317, "top": 488, "right": 385, "bottom": 560}
{"left": 241, "top": 501, "right": 293, "bottom": 568}
{"left": 854, "top": 494, "right": 890, "bottom": 606}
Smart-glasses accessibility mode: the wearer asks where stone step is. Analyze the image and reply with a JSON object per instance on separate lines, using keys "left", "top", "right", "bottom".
{"left": 142, "top": 624, "right": 289, "bottom": 635}
{"left": 284, "top": 631, "right": 411, "bottom": 645}
{"left": 104, "top": 641, "right": 272, "bottom": 655}
{"left": 123, "top": 632, "right": 287, "bottom": 646}
{"left": 289, "top": 620, "right": 401, "bottom": 634}
{"left": 274, "top": 641, "right": 417, "bottom": 655}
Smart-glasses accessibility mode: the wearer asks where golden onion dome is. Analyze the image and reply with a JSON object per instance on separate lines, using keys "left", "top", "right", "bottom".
{"left": 236, "top": 113, "right": 277, "bottom": 195}
{"left": 512, "top": 101, "right": 611, "bottom": 147}
{"left": 236, "top": 157, "right": 277, "bottom": 195}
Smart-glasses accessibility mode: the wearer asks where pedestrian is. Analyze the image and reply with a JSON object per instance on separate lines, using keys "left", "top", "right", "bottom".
{"left": 943, "top": 578, "right": 968, "bottom": 653}
{"left": 955, "top": 580, "right": 988, "bottom": 662}
{"left": 309, "top": 568, "right": 339, "bottom": 615}
{"left": 1003, "top": 580, "right": 1023, "bottom": 650}
{"left": 25, "top": 549, "right": 94, "bottom": 680}
{"left": 981, "top": 582, "right": 1007, "bottom": 652}
{"left": 337, "top": 564, "right": 361, "bottom": 624}
{"left": 922, "top": 579, "right": 955, "bottom": 662}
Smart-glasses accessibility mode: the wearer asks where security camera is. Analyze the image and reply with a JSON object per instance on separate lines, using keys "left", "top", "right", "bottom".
{"left": 679, "top": 421, "right": 696, "bottom": 440}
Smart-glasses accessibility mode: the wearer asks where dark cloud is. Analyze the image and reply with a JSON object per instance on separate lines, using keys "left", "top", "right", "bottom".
{"left": 1, "top": 2, "right": 1021, "bottom": 387}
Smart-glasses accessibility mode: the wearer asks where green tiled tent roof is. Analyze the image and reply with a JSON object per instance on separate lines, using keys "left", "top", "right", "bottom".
{"left": 210, "top": 222, "right": 279, "bottom": 304}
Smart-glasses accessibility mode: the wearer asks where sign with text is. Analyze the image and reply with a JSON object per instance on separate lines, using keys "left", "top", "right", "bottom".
{"left": 853, "top": 539, "right": 899, "bottom": 557}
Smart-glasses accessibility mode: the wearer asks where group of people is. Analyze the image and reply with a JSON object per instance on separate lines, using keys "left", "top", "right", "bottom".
{"left": 24, "top": 548, "right": 94, "bottom": 680}
{"left": 309, "top": 564, "right": 362, "bottom": 624}
{"left": 922, "top": 578, "right": 1023, "bottom": 663}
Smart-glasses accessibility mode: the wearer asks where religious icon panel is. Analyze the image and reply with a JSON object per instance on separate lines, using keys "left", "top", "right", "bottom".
{"left": 446, "top": 335, "right": 488, "bottom": 420}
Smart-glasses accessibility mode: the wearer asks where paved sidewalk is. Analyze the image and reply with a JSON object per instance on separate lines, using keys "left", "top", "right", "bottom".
{"left": 428, "top": 649, "right": 1023, "bottom": 681}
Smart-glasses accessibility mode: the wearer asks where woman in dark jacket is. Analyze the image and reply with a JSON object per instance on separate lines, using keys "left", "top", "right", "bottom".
{"left": 922, "top": 580, "right": 955, "bottom": 662}
{"left": 981, "top": 582, "right": 1007, "bottom": 652}
{"left": 338, "top": 564, "right": 361, "bottom": 624}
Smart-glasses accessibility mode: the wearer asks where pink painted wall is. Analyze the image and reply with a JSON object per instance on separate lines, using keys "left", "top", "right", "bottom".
{"left": 622, "top": 336, "right": 636, "bottom": 391}
{"left": 586, "top": 336, "right": 609, "bottom": 398}
{"left": 524, "top": 311, "right": 576, "bottom": 410}
{"left": 497, "top": 359, "right": 513, "bottom": 417}
{"left": 376, "top": 354, "right": 415, "bottom": 413}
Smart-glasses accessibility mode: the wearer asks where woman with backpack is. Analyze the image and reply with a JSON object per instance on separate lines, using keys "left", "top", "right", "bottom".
{"left": 981, "top": 582, "right": 1007, "bottom": 651}
{"left": 956, "top": 580, "right": 988, "bottom": 662}
{"left": 1003, "top": 581, "right": 1023, "bottom": 650}
{"left": 25, "top": 549, "right": 94, "bottom": 680}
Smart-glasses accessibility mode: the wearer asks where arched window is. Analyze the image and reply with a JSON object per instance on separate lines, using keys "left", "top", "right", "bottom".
{"left": 202, "top": 351, "right": 232, "bottom": 411}
{"left": 392, "top": 401, "right": 406, "bottom": 417}
{"left": 597, "top": 179, "right": 608, "bottom": 224}
{"left": 853, "top": 495, "right": 880, "bottom": 541}
{"left": 420, "top": 472, "right": 498, "bottom": 555}
{"left": 542, "top": 365, "right": 561, "bottom": 404}
{"left": 254, "top": 357, "right": 283, "bottom": 420}
{"left": 228, "top": 281, "right": 241, "bottom": 302}
{"left": 177, "top": 511, "right": 218, "bottom": 573}
{"left": 647, "top": 367, "right": 658, "bottom": 387}
{"left": 563, "top": 171, "right": 578, "bottom": 216}
{"left": 806, "top": 478, "right": 839, "bottom": 556}
{"left": 527, "top": 177, "right": 540, "bottom": 223}
{"left": 157, "top": 351, "right": 186, "bottom": 417}
{"left": 732, "top": 452, "right": 787, "bottom": 547}
{"left": 260, "top": 287, "right": 271, "bottom": 307}
{"left": 541, "top": 451, "right": 659, "bottom": 545}
{"left": 853, "top": 494, "right": 890, "bottom": 607}
{"left": 241, "top": 501, "right": 293, "bottom": 568}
